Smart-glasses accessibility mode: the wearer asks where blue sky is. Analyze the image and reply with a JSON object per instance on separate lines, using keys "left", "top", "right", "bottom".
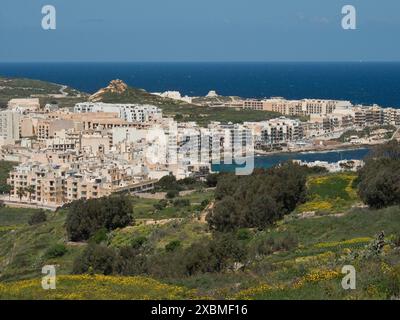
{"left": 1, "top": 0, "right": 400, "bottom": 62}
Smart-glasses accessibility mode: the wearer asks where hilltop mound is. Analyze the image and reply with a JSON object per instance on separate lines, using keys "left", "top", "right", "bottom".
{"left": 88, "top": 79, "right": 180, "bottom": 106}
{"left": 89, "top": 79, "right": 128, "bottom": 102}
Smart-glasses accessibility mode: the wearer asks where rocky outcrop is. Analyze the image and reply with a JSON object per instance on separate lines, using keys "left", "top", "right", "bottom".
{"left": 89, "top": 79, "right": 128, "bottom": 102}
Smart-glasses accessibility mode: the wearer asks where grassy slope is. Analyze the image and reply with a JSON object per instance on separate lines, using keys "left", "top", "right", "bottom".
{"left": 296, "top": 173, "right": 360, "bottom": 214}
{"left": 0, "top": 209, "right": 84, "bottom": 282}
{"left": 0, "top": 173, "right": 399, "bottom": 299}
{"left": 133, "top": 190, "right": 214, "bottom": 220}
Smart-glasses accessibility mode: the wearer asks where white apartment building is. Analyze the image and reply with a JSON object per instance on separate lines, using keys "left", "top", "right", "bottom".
{"left": 74, "top": 102, "right": 163, "bottom": 123}
{"left": 244, "top": 97, "right": 352, "bottom": 116}
{"left": 245, "top": 117, "right": 303, "bottom": 146}
{"left": 0, "top": 110, "right": 21, "bottom": 145}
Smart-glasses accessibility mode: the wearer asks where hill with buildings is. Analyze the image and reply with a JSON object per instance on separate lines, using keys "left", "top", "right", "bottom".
{"left": 89, "top": 79, "right": 280, "bottom": 126}
{"left": 1, "top": 76, "right": 280, "bottom": 126}
{"left": 0, "top": 76, "right": 88, "bottom": 109}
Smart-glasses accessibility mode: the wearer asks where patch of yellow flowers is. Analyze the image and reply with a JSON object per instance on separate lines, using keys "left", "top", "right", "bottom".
{"left": 0, "top": 275, "right": 198, "bottom": 300}
{"left": 232, "top": 269, "right": 340, "bottom": 299}
{"left": 294, "top": 251, "right": 335, "bottom": 264}
{"left": 293, "top": 269, "right": 340, "bottom": 289}
{"left": 314, "top": 237, "right": 372, "bottom": 249}
{"left": 297, "top": 200, "right": 333, "bottom": 213}
{"left": 231, "top": 284, "right": 284, "bottom": 300}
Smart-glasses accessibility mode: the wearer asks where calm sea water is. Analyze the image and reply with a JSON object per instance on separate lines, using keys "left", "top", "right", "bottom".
{"left": 1, "top": 62, "right": 400, "bottom": 107}
{"left": 212, "top": 148, "right": 371, "bottom": 172}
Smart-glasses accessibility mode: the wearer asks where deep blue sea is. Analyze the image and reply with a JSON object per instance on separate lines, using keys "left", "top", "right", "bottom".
{"left": 212, "top": 148, "right": 371, "bottom": 172}
{"left": 1, "top": 62, "right": 400, "bottom": 107}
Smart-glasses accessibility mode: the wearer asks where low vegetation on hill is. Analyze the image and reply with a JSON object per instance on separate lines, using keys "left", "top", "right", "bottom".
{"left": 337, "top": 125, "right": 396, "bottom": 143}
{"left": 0, "top": 142, "right": 400, "bottom": 300}
{"left": 0, "top": 76, "right": 87, "bottom": 109}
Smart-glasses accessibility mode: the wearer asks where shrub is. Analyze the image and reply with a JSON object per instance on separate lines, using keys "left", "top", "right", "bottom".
{"left": 153, "top": 199, "right": 168, "bottom": 211}
{"left": 173, "top": 198, "right": 190, "bottom": 207}
{"left": 90, "top": 228, "right": 108, "bottom": 244}
{"left": 28, "top": 210, "right": 47, "bottom": 225}
{"left": 358, "top": 141, "right": 400, "bottom": 209}
{"left": 66, "top": 195, "right": 133, "bottom": 242}
{"left": 205, "top": 173, "right": 219, "bottom": 187}
{"left": 165, "top": 240, "right": 181, "bottom": 252}
{"left": 45, "top": 244, "right": 67, "bottom": 259}
{"left": 73, "top": 244, "right": 116, "bottom": 275}
{"left": 114, "top": 246, "right": 147, "bottom": 276}
{"left": 236, "top": 229, "right": 252, "bottom": 241}
{"left": 156, "top": 174, "right": 182, "bottom": 192}
{"left": 184, "top": 234, "right": 246, "bottom": 276}
{"left": 131, "top": 236, "right": 147, "bottom": 249}
{"left": 200, "top": 199, "right": 210, "bottom": 210}
{"left": 166, "top": 190, "right": 179, "bottom": 199}
{"left": 207, "top": 163, "right": 307, "bottom": 231}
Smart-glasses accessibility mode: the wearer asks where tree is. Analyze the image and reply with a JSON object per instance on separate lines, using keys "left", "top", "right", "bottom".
{"left": 166, "top": 190, "right": 179, "bottom": 199}
{"left": 45, "top": 244, "right": 67, "bottom": 259}
{"left": 28, "top": 210, "right": 47, "bottom": 225}
{"left": 156, "top": 174, "right": 181, "bottom": 192}
{"left": 16, "top": 187, "right": 26, "bottom": 202}
{"left": 66, "top": 195, "right": 133, "bottom": 242}
{"left": 165, "top": 240, "right": 181, "bottom": 252}
{"left": 207, "top": 196, "right": 238, "bottom": 232}
{"left": 205, "top": 173, "right": 219, "bottom": 187}
{"left": 73, "top": 244, "right": 116, "bottom": 275}
{"left": 207, "top": 163, "right": 307, "bottom": 231}
{"left": 25, "top": 185, "right": 35, "bottom": 203}
{"left": 358, "top": 141, "right": 400, "bottom": 209}
{"left": 0, "top": 184, "right": 12, "bottom": 195}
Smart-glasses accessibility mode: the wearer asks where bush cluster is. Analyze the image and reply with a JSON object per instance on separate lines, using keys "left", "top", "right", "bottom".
{"left": 207, "top": 163, "right": 308, "bottom": 231}
{"left": 66, "top": 195, "right": 133, "bottom": 242}
{"left": 358, "top": 141, "right": 400, "bottom": 209}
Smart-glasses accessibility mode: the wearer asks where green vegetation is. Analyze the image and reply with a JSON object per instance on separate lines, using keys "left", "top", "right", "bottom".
{"left": 1, "top": 151, "right": 400, "bottom": 299}
{"left": 337, "top": 125, "right": 396, "bottom": 142}
{"left": 28, "top": 210, "right": 47, "bottom": 225}
{"left": 66, "top": 195, "right": 133, "bottom": 241}
{"left": 0, "top": 208, "right": 84, "bottom": 281}
{"left": 1, "top": 203, "right": 399, "bottom": 299}
{"left": 358, "top": 140, "right": 400, "bottom": 209}
{"left": 132, "top": 189, "right": 214, "bottom": 220}
{"left": 207, "top": 163, "right": 307, "bottom": 231}
{"left": 0, "top": 76, "right": 87, "bottom": 109}
{"left": 0, "top": 161, "right": 16, "bottom": 194}
{"left": 45, "top": 243, "right": 68, "bottom": 259}
{"left": 296, "top": 173, "right": 359, "bottom": 214}
{"left": 0, "top": 275, "right": 196, "bottom": 300}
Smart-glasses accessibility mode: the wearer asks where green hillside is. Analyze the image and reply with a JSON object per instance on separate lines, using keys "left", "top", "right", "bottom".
{"left": 0, "top": 76, "right": 88, "bottom": 109}
{"left": 0, "top": 172, "right": 399, "bottom": 300}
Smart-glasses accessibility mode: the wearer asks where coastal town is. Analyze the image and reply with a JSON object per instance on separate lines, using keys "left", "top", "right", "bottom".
{"left": 0, "top": 80, "right": 399, "bottom": 209}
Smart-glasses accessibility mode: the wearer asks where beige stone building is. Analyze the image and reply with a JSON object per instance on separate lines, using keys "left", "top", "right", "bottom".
{"left": 8, "top": 98, "right": 40, "bottom": 113}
